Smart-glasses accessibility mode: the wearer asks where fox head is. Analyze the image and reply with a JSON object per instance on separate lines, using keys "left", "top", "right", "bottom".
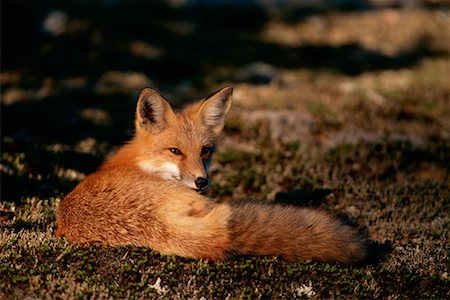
{"left": 133, "top": 87, "right": 232, "bottom": 191}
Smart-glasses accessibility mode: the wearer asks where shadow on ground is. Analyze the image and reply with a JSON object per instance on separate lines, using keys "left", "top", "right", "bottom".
{"left": 1, "top": 1, "right": 447, "bottom": 203}
{"left": 2, "top": 1, "right": 443, "bottom": 84}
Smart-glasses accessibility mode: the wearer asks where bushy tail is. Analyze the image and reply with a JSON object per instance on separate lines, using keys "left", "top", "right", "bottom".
{"left": 227, "top": 201, "right": 367, "bottom": 264}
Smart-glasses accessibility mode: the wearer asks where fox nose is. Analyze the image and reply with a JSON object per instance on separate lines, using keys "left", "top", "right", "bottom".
{"left": 195, "top": 177, "right": 209, "bottom": 190}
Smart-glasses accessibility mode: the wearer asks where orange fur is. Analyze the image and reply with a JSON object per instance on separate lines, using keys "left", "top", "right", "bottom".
{"left": 56, "top": 87, "right": 367, "bottom": 264}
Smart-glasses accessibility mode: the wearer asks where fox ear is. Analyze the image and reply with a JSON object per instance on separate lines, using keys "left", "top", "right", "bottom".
{"left": 198, "top": 87, "right": 233, "bottom": 136}
{"left": 136, "top": 88, "right": 174, "bottom": 133}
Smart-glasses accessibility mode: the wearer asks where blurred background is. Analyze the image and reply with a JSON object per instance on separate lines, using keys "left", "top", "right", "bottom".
{"left": 1, "top": 0, "right": 450, "bottom": 202}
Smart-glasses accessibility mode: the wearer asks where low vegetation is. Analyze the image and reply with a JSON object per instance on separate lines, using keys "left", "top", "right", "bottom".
{"left": 1, "top": 1, "right": 449, "bottom": 298}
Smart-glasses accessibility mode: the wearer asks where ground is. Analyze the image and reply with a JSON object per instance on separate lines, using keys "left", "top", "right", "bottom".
{"left": 1, "top": 1, "right": 449, "bottom": 298}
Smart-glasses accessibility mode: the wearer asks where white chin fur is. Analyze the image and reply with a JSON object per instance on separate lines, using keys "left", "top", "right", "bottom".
{"left": 181, "top": 179, "right": 199, "bottom": 190}
{"left": 138, "top": 161, "right": 202, "bottom": 190}
{"left": 138, "top": 161, "right": 181, "bottom": 181}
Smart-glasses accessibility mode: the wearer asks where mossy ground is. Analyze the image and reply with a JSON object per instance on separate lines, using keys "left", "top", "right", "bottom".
{"left": 1, "top": 1, "right": 449, "bottom": 298}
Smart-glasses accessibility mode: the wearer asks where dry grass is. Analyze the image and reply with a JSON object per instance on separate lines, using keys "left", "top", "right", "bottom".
{"left": 1, "top": 1, "right": 449, "bottom": 298}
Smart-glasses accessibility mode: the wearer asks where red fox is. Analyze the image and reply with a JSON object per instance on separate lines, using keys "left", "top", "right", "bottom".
{"left": 56, "top": 87, "right": 367, "bottom": 264}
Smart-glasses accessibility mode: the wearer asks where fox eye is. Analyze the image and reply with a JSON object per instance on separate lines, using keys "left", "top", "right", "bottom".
{"left": 201, "top": 146, "right": 213, "bottom": 159}
{"left": 169, "top": 148, "right": 183, "bottom": 155}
